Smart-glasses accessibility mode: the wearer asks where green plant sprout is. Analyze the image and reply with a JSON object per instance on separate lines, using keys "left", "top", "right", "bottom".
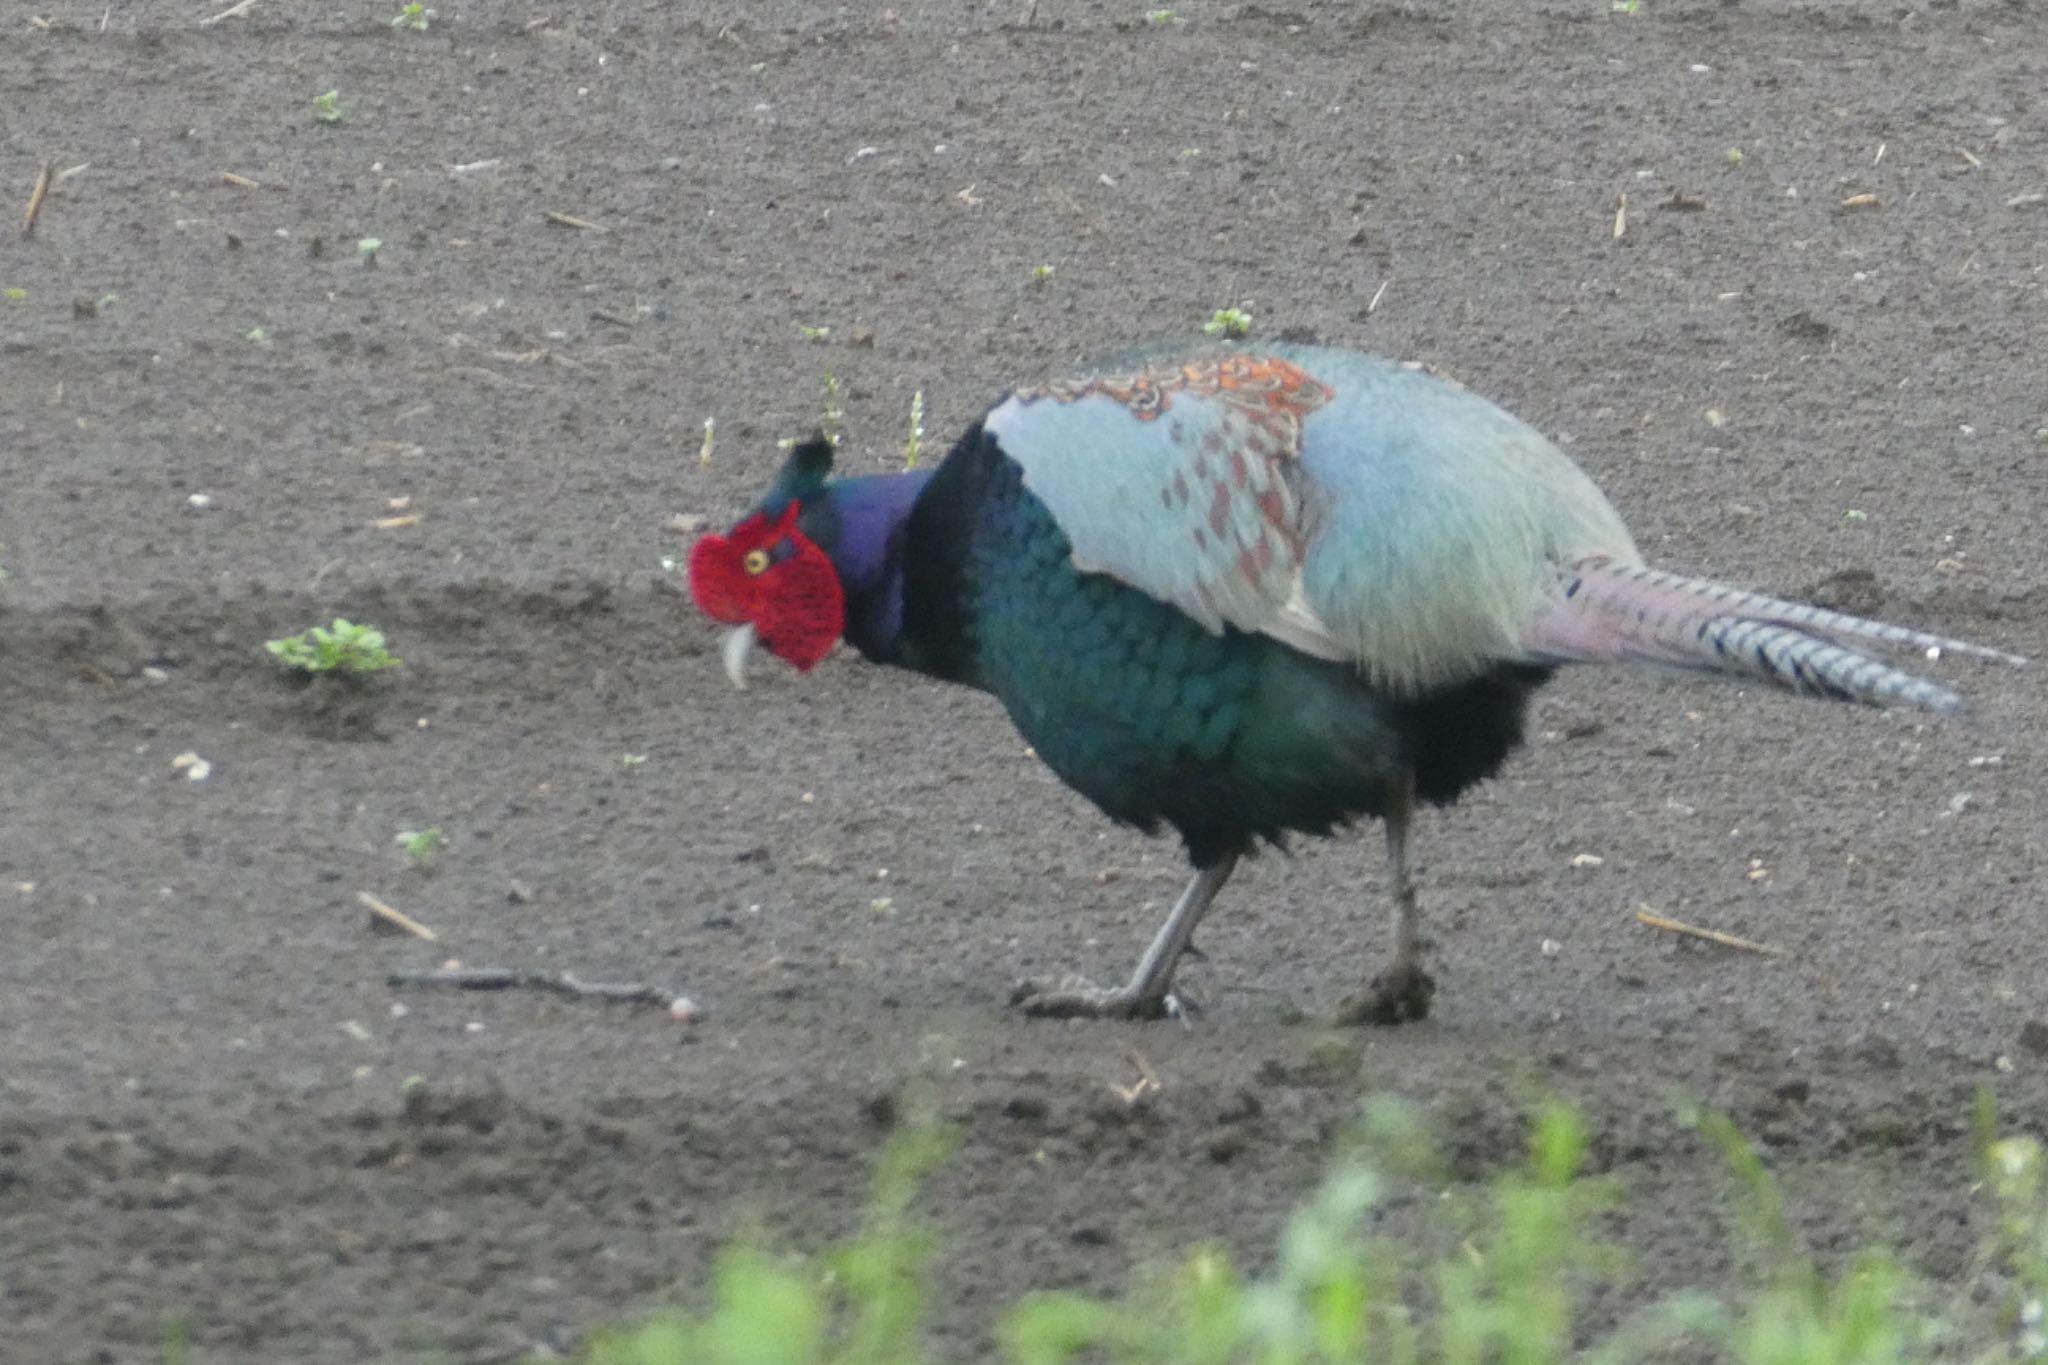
{"left": 580, "top": 1119, "right": 955, "bottom": 1365}
{"left": 1202, "top": 305, "right": 1253, "bottom": 338}
{"left": 1032, "top": 264, "right": 1056, "bottom": 285}
{"left": 1613, "top": 0, "right": 1642, "bottom": 12}
{"left": 391, "top": 3, "right": 434, "bottom": 29}
{"left": 266, "top": 619, "right": 401, "bottom": 675}
{"left": 312, "top": 90, "right": 345, "bottom": 124}
{"left": 357, "top": 238, "right": 382, "bottom": 266}
{"left": 698, "top": 417, "right": 716, "bottom": 466}
{"left": 620, "top": 753, "right": 649, "bottom": 769}
{"left": 569, "top": 1092, "right": 2048, "bottom": 1364}
{"left": 798, "top": 324, "right": 831, "bottom": 342}
{"left": 2, "top": 287, "right": 25, "bottom": 303}
{"left": 904, "top": 390, "right": 926, "bottom": 470}
{"left": 822, "top": 370, "right": 844, "bottom": 446}
{"left": 1145, "top": 8, "right": 1181, "bottom": 25}
{"left": 1979, "top": 1091, "right": 2048, "bottom": 1359}
{"left": 394, "top": 828, "right": 445, "bottom": 863}
{"left": 777, "top": 372, "right": 846, "bottom": 452}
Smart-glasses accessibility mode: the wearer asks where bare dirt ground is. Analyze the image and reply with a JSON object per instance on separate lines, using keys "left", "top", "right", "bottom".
{"left": 3, "top": 2, "right": 2046, "bottom": 1360}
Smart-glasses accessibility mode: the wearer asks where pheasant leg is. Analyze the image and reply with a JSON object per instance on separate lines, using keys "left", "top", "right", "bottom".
{"left": 1334, "top": 792, "right": 1436, "bottom": 1024}
{"left": 1012, "top": 859, "right": 1237, "bottom": 1019}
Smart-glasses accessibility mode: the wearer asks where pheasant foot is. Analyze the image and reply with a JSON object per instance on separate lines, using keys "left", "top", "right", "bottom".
{"left": 1009, "top": 860, "right": 1235, "bottom": 1022}
{"left": 1010, "top": 975, "right": 1179, "bottom": 1020}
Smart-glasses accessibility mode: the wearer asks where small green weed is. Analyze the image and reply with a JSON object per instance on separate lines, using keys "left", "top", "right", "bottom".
{"left": 394, "top": 828, "right": 445, "bottom": 864}
{"left": 160, "top": 1315, "right": 191, "bottom": 1365}
{"left": 776, "top": 372, "right": 847, "bottom": 452}
{"left": 1979, "top": 1091, "right": 2048, "bottom": 1359}
{"left": 391, "top": 3, "right": 434, "bottom": 29}
{"left": 822, "top": 370, "right": 844, "bottom": 446}
{"left": 904, "top": 390, "right": 926, "bottom": 470}
{"left": 266, "top": 619, "right": 401, "bottom": 675}
{"left": 312, "top": 90, "right": 345, "bottom": 124}
{"left": 1202, "top": 305, "right": 1252, "bottom": 338}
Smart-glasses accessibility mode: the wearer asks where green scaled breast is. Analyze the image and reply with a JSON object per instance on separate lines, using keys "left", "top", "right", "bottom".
{"left": 943, "top": 428, "right": 1411, "bottom": 866}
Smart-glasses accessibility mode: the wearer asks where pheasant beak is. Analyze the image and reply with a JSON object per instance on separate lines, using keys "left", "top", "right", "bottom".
{"left": 720, "top": 623, "right": 758, "bottom": 690}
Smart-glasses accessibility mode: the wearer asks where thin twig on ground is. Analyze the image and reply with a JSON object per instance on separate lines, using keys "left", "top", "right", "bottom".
{"left": 1109, "top": 1048, "right": 1162, "bottom": 1104}
{"left": 1635, "top": 905, "right": 1781, "bottom": 957}
{"left": 200, "top": 0, "right": 260, "bottom": 25}
{"left": 359, "top": 890, "right": 438, "bottom": 941}
{"left": 389, "top": 966, "right": 699, "bottom": 1019}
{"left": 22, "top": 160, "right": 53, "bottom": 237}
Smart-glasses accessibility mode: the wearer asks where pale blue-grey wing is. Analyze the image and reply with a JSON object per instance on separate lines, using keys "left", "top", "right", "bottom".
{"left": 1279, "top": 348, "right": 1641, "bottom": 690}
{"left": 986, "top": 345, "right": 1643, "bottom": 690}
{"left": 984, "top": 350, "right": 1348, "bottom": 660}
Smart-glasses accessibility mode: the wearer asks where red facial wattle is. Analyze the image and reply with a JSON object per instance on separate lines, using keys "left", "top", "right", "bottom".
{"left": 687, "top": 502, "right": 846, "bottom": 671}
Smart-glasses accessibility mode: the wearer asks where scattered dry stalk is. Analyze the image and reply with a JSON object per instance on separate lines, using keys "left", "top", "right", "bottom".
{"left": 1635, "top": 905, "right": 1781, "bottom": 957}
{"left": 359, "top": 890, "right": 438, "bottom": 941}
{"left": 389, "top": 966, "right": 698, "bottom": 1018}
{"left": 200, "top": 0, "right": 260, "bottom": 24}
{"left": 22, "top": 160, "right": 53, "bottom": 237}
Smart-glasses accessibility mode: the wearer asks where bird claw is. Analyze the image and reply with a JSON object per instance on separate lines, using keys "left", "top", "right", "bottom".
{"left": 1010, "top": 974, "right": 1173, "bottom": 1020}
{"left": 1333, "top": 962, "right": 1436, "bottom": 1026}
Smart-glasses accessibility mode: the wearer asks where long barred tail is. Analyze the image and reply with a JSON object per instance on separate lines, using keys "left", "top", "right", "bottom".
{"left": 1520, "top": 557, "right": 2027, "bottom": 713}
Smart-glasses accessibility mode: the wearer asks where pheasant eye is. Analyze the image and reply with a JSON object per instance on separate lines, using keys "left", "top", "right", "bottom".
{"left": 743, "top": 549, "right": 770, "bottom": 575}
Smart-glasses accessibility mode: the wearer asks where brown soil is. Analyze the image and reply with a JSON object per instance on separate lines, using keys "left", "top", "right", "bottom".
{"left": 4, "top": 2, "right": 2046, "bottom": 1361}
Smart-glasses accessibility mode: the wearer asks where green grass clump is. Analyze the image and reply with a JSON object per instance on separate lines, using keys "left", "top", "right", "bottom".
{"left": 266, "top": 618, "right": 401, "bottom": 675}
{"left": 1005, "top": 1099, "right": 1631, "bottom": 1365}
{"left": 904, "top": 390, "right": 926, "bottom": 470}
{"left": 580, "top": 1122, "right": 955, "bottom": 1365}
{"left": 394, "top": 827, "right": 444, "bottom": 863}
{"left": 560, "top": 1092, "right": 2048, "bottom": 1365}
{"left": 1202, "top": 306, "right": 1253, "bottom": 338}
